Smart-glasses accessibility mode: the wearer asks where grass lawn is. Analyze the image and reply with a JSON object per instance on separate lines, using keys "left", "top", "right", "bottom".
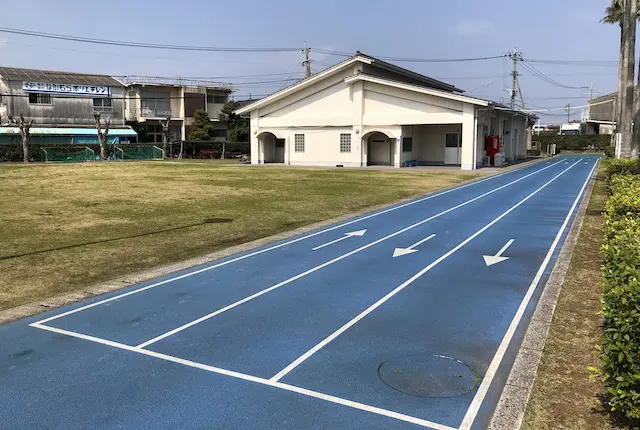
{"left": 523, "top": 167, "right": 619, "bottom": 429}
{"left": 0, "top": 162, "right": 477, "bottom": 312}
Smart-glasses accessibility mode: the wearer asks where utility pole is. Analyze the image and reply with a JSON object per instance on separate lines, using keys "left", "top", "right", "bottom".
{"left": 507, "top": 52, "right": 523, "bottom": 110}
{"left": 566, "top": 103, "right": 571, "bottom": 123}
{"left": 303, "top": 47, "right": 311, "bottom": 78}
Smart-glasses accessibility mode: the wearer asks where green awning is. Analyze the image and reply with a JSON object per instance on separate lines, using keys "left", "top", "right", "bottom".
{"left": 0, "top": 127, "right": 137, "bottom": 136}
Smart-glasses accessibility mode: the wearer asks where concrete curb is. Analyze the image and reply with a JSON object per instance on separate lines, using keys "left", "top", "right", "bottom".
{"left": 0, "top": 157, "right": 548, "bottom": 326}
{"left": 487, "top": 160, "right": 600, "bottom": 430}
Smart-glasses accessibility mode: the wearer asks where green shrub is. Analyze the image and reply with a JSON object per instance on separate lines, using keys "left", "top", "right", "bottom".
{"left": 532, "top": 134, "right": 611, "bottom": 151}
{"left": 599, "top": 172, "right": 640, "bottom": 419}
{"left": 604, "top": 146, "right": 615, "bottom": 158}
{"left": 606, "top": 158, "right": 640, "bottom": 178}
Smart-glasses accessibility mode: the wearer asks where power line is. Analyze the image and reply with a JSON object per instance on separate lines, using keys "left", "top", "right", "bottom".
{"left": 313, "top": 48, "right": 507, "bottom": 63}
{"left": 520, "top": 60, "right": 589, "bottom": 90}
{"left": 0, "top": 26, "right": 302, "bottom": 52}
{"left": 525, "top": 58, "right": 618, "bottom": 67}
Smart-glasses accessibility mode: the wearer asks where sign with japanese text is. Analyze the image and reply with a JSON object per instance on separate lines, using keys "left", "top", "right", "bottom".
{"left": 22, "top": 81, "right": 111, "bottom": 97}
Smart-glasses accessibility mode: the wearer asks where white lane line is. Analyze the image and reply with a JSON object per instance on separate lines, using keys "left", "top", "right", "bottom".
{"left": 30, "top": 323, "right": 456, "bottom": 430}
{"left": 135, "top": 159, "right": 568, "bottom": 349}
{"left": 33, "top": 159, "right": 557, "bottom": 326}
{"left": 459, "top": 158, "right": 599, "bottom": 430}
{"left": 312, "top": 230, "right": 367, "bottom": 251}
{"left": 269, "top": 158, "right": 583, "bottom": 383}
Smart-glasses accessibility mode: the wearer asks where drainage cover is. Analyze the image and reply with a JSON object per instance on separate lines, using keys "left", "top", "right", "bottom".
{"left": 378, "top": 354, "right": 479, "bottom": 398}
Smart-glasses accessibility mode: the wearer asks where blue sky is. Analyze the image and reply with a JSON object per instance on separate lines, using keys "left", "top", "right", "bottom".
{"left": 0, "top": 0, "right": 622, "bottom": 122}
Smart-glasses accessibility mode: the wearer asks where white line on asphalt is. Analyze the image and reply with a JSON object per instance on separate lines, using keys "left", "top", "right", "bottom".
{"left": 135, "top": 159, "right": 568, "bottom": 349}
{"left": 458, "top": 158, "right": 599, "bottom": 430}
{"left": 33, "top": 159, "right": 561, "bottom": 326}
{"left": 269, "top": 158, "right": 583, "bottom": 383}
{"left": 312, "top": 230, "right": 367, "bottom": 251}
{"left": 392, "top": 234, "right": 437, "bottom": 258}
{"left": 30, "top": 323, "right": 456, "bottom": 430}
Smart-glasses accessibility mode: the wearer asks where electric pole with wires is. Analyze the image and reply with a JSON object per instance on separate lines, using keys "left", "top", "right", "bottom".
{"left": 507, "top": 52, "right": 523, "bottom": 110}
{"left": 303, "top": 47, "right": 311, "bottom": 78}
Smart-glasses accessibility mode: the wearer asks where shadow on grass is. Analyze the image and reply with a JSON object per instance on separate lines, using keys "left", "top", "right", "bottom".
{"left": 0, "top": 218, "right": 234, "bottom": 261}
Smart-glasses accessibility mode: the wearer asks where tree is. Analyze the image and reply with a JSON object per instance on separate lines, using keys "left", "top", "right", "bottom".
{"left": 602, "top": 0, "right": 640, "bottom": 157}
{"left": 160, "top": 116, "right": 171, "bottom": 159}
{"left": 602, "top": 1, "right": 625, "bottom": 129}
{"left": 94, "top": 112, "right": 110, "bottom": 161}
{"left": 8, "top": 114, "right": 32, "bottom": 163}
{"left": 188, "top": 109, "right": 214, "bottom": 141}
{"left": 219, "top": 101, "right": 249, "bottom": 143}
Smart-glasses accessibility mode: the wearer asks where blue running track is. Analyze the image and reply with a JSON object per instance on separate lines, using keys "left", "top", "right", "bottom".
{"left": 0, "top": 155, "right": 599, "bottom": 430}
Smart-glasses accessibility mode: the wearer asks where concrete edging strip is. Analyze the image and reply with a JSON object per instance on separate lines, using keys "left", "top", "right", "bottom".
{"left": 487, "top": 159, "right": 599, "bottom": 430}
{"left": 0, "top": 157, "right": 548, "bottom": 325}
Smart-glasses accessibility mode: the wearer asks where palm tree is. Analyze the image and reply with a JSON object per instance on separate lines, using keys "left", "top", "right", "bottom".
{"left": 602, "top": 0, "right": 638, "bottom": 157}
{"left": 602, "top": 1, "right": 624, "bottom": 130}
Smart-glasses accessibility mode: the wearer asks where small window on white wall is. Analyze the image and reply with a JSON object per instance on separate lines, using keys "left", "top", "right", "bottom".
{"left": 295, "top": 134, "right": 305, "bottom": 152}
{"left": 340, "top": 134, "right": 351, "bottom": 152}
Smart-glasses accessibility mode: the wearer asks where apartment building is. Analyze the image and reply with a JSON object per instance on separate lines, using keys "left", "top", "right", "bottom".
{"left": 0, "top": 66, "right": 137, "bottom": 144}
{"left": 119, "top": 77, "right": 233, "bottom": 144}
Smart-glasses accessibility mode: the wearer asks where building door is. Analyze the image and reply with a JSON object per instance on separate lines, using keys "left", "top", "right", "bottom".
{"left": 445, "top": 132, "right": 461, "bottom": 164}
{"left": 275, "top": 139, "right": 285, "bottom": 163}
{"left": 368, "top": 135, "right": 392, "bottom": 165}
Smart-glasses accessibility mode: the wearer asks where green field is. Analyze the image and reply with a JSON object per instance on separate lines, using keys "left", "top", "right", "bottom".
{"left": 0, "top": 162, "right": 478, "bottom": 311}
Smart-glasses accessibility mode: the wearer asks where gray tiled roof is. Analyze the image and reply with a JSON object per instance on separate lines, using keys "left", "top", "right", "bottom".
{"left": 0, "top": 66, "right": 122, "bottom": 86}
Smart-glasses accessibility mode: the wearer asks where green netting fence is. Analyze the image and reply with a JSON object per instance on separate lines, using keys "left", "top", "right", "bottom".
{"left": 114, "top": 145, "right": 164, "bottom": 160}
{"left": 40, "top": 146, "right": 95, "bottom": 163}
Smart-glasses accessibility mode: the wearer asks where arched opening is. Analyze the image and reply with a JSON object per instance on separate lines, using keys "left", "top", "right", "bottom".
{"left": 257, "top": 132, "right": 285, "bottom": 164}
{"left": 364, "top": 131, "right": 393, "bottom": 166}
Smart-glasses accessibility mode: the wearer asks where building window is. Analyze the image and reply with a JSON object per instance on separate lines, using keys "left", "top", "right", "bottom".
{"left": 140, "top": 91, "right": 171, "bottom": 117}
{"left": 295, "top": 134, "right": 305, "bottom": 152}
{"left": 93, "top": 97, "right": 113, "bottom": 112}
{"left": 28, "top": 93, "right": 51, "bottom": 105}
{"left": 207, "top": 94, "right": 227, "bottom": 104}
{"left": 340, "top": 134, "right": 351, "bottom": 152}
{"left": 402, "top": 137, "right": 413, "bottom": 152}
{"left": 144, "top": 124, "right": 163, "bottom": 143}
{"left": 212, "top": 129, "right": 227, "bottom": 139}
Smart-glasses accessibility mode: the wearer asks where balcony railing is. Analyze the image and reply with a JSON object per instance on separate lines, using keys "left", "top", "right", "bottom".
{"left": 140, "top": 107, "right": 172, "bottom": 117}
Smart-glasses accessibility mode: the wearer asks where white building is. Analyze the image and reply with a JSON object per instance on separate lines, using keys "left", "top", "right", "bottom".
{"left": 236, "top": 52, "right": 536, "bottom": 170}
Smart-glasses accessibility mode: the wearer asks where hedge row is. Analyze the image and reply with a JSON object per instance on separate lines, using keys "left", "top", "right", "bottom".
{"left": 599, "top": 158, "right": 640, "bottom": 419}
{"left": 532, "top": 134, "right": 612, "bottom": 151}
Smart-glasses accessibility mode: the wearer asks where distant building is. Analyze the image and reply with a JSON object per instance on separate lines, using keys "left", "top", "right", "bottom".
{"left": 237, "top": 52, "right": 536, "bottom": 169}
{"left": 119, "top": 77, "right": 233, "bottom": 144}
{"left": 0, "top": 66, "right": 137, "bottom": 144}
{"left": 583, "top": 90, "right": 638, "bottom": 135}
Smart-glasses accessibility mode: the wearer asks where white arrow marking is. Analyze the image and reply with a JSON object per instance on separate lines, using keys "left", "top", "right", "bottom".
{"left": 312, "top": 230, "right": 367, "bottom": 251}
{"left": 483, "top": 239, "right": 514, "bottom": 266}
{"left": 392, "top": 234, "right": 437, "bottom": 258}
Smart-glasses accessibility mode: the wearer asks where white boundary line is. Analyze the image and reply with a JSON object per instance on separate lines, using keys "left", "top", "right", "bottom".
{"left": 134, "top": 159, "right": 567, "bottom": 349}
{"left": 29, "top": 322, "right": 456, "bottom": 430}
{"left": 458, "top": 158, "right": 599, "bottom": 430}
{"left": 270, "top": 159, "right": 584, "bottom": 382}
{"left": 34, "top": 159, "right": 559, "bottom": 326}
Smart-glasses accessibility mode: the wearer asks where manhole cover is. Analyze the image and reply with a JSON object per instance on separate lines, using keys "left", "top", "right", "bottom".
{"left": 378, "top": 354, "right": 479, "bottom": 398}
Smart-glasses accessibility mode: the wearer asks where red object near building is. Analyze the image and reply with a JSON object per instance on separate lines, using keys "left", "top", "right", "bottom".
{"left": 486, "top": 136, "right": 500, "bottom": 157}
